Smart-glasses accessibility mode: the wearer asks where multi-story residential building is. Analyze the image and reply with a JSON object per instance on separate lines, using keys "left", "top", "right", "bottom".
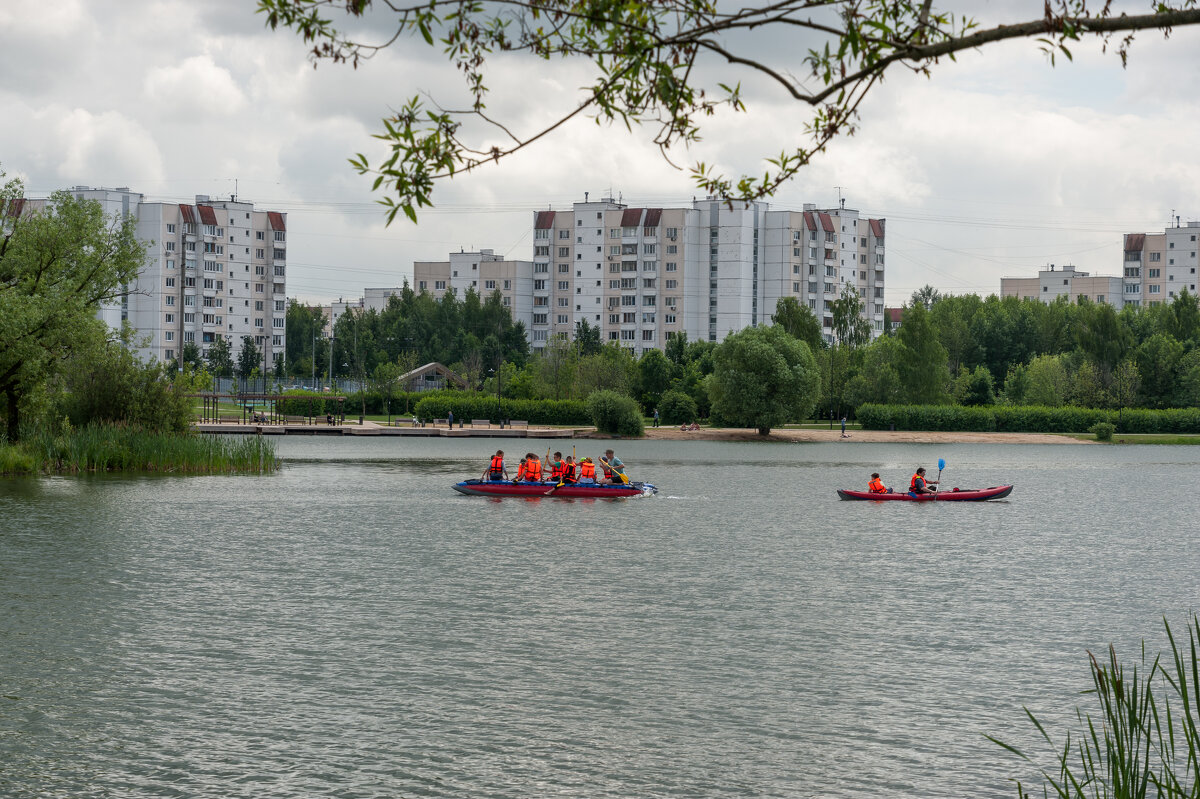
{"left": 1121, "top": 222, "right": 1200, "bottom": 307}
{"left": 411, "top": 196, "right": 885, "bottom": 354}
{"left": 1000, "top": 222, "right": 1200, "bottom": 310}
{"left": 413, "top": 249, "right": 536, "bottom": 329}
{"left": 22, "top": 187, "right": 287, "bottom": 367}
{"left": 1000, "top": 264, "right": 1124, "bottom": 307}
{"left": 517, "top": 195, "right": 884, "bottom": 353}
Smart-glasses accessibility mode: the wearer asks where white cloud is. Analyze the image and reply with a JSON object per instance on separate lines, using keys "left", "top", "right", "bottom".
{"left": 144, "top": 55, "right": 247, "bottom": 115}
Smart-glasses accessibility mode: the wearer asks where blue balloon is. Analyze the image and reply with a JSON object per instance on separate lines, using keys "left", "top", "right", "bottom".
{"left": 937, "top": 458, "right": 946, "bottom": 470}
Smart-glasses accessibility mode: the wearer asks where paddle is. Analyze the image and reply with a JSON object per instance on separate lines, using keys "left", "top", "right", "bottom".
{"left": 936, "top": 457, "right": 945, "bottom": 489}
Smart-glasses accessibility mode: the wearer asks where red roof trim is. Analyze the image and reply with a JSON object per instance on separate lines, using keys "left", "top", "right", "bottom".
{"left": 4, "top": 197, "right": 25, "bottom": 218}
{"left": 803, "top": 211, "right": 817, "bottom": 230}
{"left": 621, "top": 208, "right": 643, "bottom": 227}
{"left": 534, "top": 210, "right": 556, "bottom": 229}
{"left": 1124, "top": 233, "right": 1145, "bottom": 251}
{"left": 179, "top": 205, "right": 195, "bottom": 224}
{"left": 819, "top": 212, "right": 835, "bottom": 233}
{"left": 869, "top": 219, "right": 884, "bottom": 239}
{"left": 643, "top": 208, "right": 662, "bottom": 227}
{"left": 197, "top": 205, "right": 218, "bottom": 226}
{"left": 268, "top": 211, "right": 286, "bottom": 232}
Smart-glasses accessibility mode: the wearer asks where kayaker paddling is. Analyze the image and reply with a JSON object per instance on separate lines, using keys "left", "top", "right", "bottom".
{"left": 909, "top": 467, "right": 937, "bottom": 496}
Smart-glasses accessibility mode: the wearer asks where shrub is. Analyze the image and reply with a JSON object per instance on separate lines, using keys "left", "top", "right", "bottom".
{"left": 1090, "top": 421, "right": 1116, "bottom": 441}
{"left": 657, "top": 389, "right": 698, "bottom": 425}
{"left": 858, "top": 403, "right": 1200, "bottom": 434}
{"left": 413, "top": 393, "right": 590, "bottom": 426}
{"left": 586, "top": 390, "right": 645, "bottom": 436}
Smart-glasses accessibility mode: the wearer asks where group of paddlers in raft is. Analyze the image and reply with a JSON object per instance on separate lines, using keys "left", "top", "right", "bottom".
{"left": 482, "top": 449, "right": 630, "bottom": 485}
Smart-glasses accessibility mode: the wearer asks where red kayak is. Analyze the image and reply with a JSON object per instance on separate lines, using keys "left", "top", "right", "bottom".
{"left": 453, "top": 479, "right": 657, "bottom": 498}
{"left": 837, "top": 485, "right": 1013, "bottom": 501}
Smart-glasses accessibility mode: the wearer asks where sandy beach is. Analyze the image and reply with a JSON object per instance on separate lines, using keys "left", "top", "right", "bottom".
{"left": 633, "top": 427, "right": 1090, "bottom": 444}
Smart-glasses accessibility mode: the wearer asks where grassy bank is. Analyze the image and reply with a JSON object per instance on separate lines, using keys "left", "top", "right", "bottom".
{"left": 1, "top": 426, "right": 278, "bottom": 476}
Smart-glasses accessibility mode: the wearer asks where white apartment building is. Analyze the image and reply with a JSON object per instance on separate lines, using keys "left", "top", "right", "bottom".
{"left": 413, "top": 249, "right": 536, "bottom": 329}
{"left": 413, "top": 196, "right": 886, "bottom": 354}
{"left": 1121, "top": 222, "right": 1200, "bottom": 307}
{"left": 1000, "top": 264, "right": 1124, "bottom": 307}
{"left": 23, "top": 187, "right": 287, "bottom": 367}
{"left": 999, "top": 221, "right": 1200, "bottom": 310}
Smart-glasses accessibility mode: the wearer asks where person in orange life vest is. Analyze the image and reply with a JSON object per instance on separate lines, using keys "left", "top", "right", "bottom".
{"left": 562, "top": 455, "right": 577, "bottom": 483}
{"left": 576, "top": 457, "right": 597, "bottom": 484}
{"left": 513, "top": 456, "right": 528, "bottom": 483}
{"left": 524, "top": 453, "right": 543, "bottom": 482}
{"left": 868, "top": 472, "right": 890, "bottom": 494}
{"left": 909, "top": 467, "right": 937, "bottom": 495}
{"left": 546, "top": 452, "right": 567, "bottom": 483}
{"left": 483, "top": 449, "right": 508, "bottom": 481}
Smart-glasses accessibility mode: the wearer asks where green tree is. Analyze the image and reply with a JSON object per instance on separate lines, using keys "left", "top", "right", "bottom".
{"left": 50, "top": 326, "right": 194, "bottom": 434}
{"left": 207, "top": 336, "right": 234, "bottom": 379}
{"left": 637, "top": 348, "right": 672, "bottom": 410}
{"left": 1002, "top": 363, "right": 1029, "bottom": 405}
{"left": 953, "top": 365, "right": 996, "bottom": 406}
{"left": 844, "top": 336, "right": 904, "bottom": 410}
{"left": 771, "top": 296, "right": 823, "bottom": 352}
{"left": 237, "top": 336, "right": 262, "bottom": 380}
{"left": 1165, "top": 288, "right": 1200, "bottom": 344}
{"left": 709, "top": 325, "right": 819, "bottom": 436}
{"left": 896, "top": 304, "right": 950, "bottom": 405}
{"left": 371, "top": 360, "right": 405, "bottom": 422}
{"left": 0, "top": 178, "right": 145, "bottom": 442}
{"left": 179, "top": 341, "right": 203, "bottom": 372}
{"left": 260, "top": 2, "right": 1200, "bottom": 220}
{"left": 1134, "top": 332, "right": 1184, "bottom": 408}
{"left": 1024, "top": 354, "right": 1070, "bottom": 407}
{"left": 828, "top": 285, "right": 871, "bottom": 416}
{"left": 657, "top": 389, "right": 698, "bottom": 425}
{"left": 1069, "top": 359, "right": 1108, "bottom": 408}
{"left": 574, "top": 318, "right": 602, "bottom": 356}
{"left": 910, "top": 285, "right": 942, "bottom": 311}
{"left": 1075, "top": 298, "right": 1131, "bottom": 373}
{"left": 1111, "top": 359, "right": 1141, "bottom": 410}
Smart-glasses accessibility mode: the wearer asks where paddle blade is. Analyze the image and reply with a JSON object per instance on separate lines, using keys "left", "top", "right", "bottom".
{"left": 938, "top": 458, "right": 946, "bottom": 471}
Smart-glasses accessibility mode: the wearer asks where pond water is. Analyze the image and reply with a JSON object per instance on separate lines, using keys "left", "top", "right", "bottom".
{"left": 3, "top": 437, "right": 1200, "bottom": 798}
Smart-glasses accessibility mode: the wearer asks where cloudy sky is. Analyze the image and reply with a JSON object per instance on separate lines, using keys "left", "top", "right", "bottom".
{"left": 3, "top": 1, "right": 1199, "bottom": 307}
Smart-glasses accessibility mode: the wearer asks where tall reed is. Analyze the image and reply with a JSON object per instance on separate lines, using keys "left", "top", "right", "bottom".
{"left": 5, "top": 425, "right": 277, "bottom": 475}
{"left": 990, "top": 616, "right": 1200, "bottom": 798}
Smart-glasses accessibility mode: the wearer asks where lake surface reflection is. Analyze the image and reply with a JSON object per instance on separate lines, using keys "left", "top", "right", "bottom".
{"left": 3, "top": 437, "right": 1200, "bottom": 798}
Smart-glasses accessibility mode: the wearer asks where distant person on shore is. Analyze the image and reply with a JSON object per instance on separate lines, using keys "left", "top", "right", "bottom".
{"left": 577, "top": 457, "right": 597, "bottom": 484}
{"left": 599, "top": 450, "right": 627, "bottom": 484}
{"left": 868, "top": 473, "right": 890, "bottom": 494}
{"left": 483, "top": 450, "right": 508, "bottom": 481}
{"left": 909, "top": 467, "right": 938, "bottom": 495}
{"left": 653, "top": 409, "right": 660, "bottom": 427}
{"left": 447, "top": 410, "right": 454, "bottom": 429}
{"left": 840, "top": 416, "right": 848, "bottom": 438}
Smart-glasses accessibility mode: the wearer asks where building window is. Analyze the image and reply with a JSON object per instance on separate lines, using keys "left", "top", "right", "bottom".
{"left": 165, "top": 296, "right": 176, "bottom": 306}
{"left": 435, "top": 280, "right": 446, "bottom": 290}
{"left": 485, "top": 280, "right": 496, "bottom": 289}
{"left": 557, "top": 280, "right": 569, "bottom": 290}
{"left": 535, "top": 229, "right": 549, "bottom": 239}
{"left": 557, "top": 297, "right": 569, "bottom": 307}
{"left": 558, "top": 247, "right": 570, "bottom": 257}
{"left": 1150, "top": 285, "right": 1161, "bottom": 294}
{"left": 558, "top": 264, "right": 569, "bottom": 273}
{"left": 273, "top": 318, "right": 284, "bottom": 328}
{"left": 165, "top": 313, "right": 174, "bottom": 323}
{"left": 557, "top": 314, "right": 569, "bottom": 324}
{"left": 165, "top": 331, "right": 174, "bottom": 342}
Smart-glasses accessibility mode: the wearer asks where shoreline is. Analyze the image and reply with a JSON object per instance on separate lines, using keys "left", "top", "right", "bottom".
{"left": 633, "top": 428, "right": 1092, "bottom": 444}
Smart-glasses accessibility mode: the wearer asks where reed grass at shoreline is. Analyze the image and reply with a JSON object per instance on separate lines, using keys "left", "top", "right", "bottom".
{"left": 0, "top": 426, "right": 278, "bottom": 476}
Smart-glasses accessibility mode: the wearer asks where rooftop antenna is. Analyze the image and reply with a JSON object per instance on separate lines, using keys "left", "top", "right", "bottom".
{"left": 834, "top": 186, "right": 843, "bottom": 210}
{"left": 584, "top": 191, "right": 589, "bottom": 202}
{"left": 1172, "top": 208, "right": 1176, "bottom": 228}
